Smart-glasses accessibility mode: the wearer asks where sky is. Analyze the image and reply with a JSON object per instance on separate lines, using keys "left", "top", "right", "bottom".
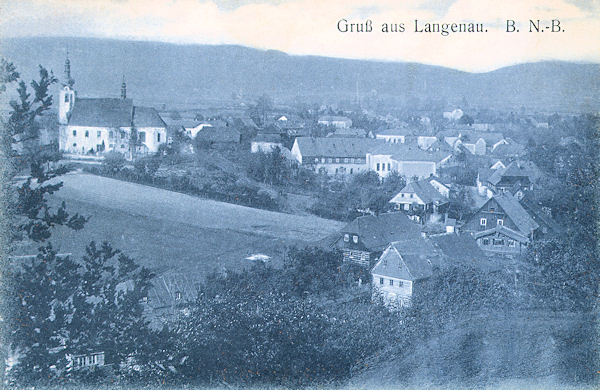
{"left": 1, "top": 0, "right": 599, "bottom": 72}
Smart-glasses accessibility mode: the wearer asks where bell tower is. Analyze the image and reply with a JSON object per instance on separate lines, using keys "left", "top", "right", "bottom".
{"left": 59, "top": 53, "right": 76, "bottom": 125}
{"left": 121, "top": 75, "right": 127, "bottom": 99}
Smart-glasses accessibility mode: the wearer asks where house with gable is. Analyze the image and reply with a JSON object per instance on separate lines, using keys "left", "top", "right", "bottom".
{"left": 461, "top": 193, "right": 539, "bottom": 254}
{"left": 389, "top": 177, "right": 449, "bottom": 222}
{"left": 291, "top": 137, "right": 377, "bottom": 175}
{"left": 332, "top": 212, "right": 422, "bottom": 268}
{"left": 367, "top": 143, "right": 453, "bottom": 179}
{"left": 371, "top": 237, "right": 443, "bottom": 308}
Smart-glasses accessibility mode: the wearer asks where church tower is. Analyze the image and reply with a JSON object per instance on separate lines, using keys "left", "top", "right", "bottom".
{"left": 121, "top": 75, "right": 127, "bottom": 99}
{"left": 59, "top": 53, "right": 76, "bottom": 125}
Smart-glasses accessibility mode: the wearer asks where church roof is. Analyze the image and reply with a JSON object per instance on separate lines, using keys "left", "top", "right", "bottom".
{"left": 133, "top": 106, "right": 167, "bottom": 128}
{"left": 68, "top": 98, "right": 133, "bottom": 128}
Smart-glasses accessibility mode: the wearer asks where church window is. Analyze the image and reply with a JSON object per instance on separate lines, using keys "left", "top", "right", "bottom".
{"left": 376, "top": 163, "right": 380, "bottom": 171}
{"left": 72, "top": 130, "right": 77, "bottom": 136}
{"left": 380, "top": 278, "right": 384, "bottom": 285}
{"left": 388, "top": 163, "right": 391, "bottom": 171}
{"left": 157, "top": 133, "right": 161, "bottom": 143}
{"left": 85, "top": 131, "right": 89, "bottom": 138}
{"left": 97, "top": 131, "right": 101, "bottom": 138}
{"left": 64, "top": 94, "right": 69, "bottom": 103}
{"left": 72, "top": 143, "right": 77, "bottom": 147}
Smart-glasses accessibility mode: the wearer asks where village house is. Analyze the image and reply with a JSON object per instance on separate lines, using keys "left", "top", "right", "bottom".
{"left": 461, "top": 193, "right": 539, "bottom": 254}
{"left": 194, "top": 126, "right": 241, "bottom": 149}
{"left": 251, "top": 133, "right": 284, "bottom": 153}
{"left": 481, "top": 161, "right": 538, "bottom": 198}
{"left": 371, "top": 237, "right": 442, "bottom": 309}
{"left": 332, "top": 212, "right": 422, "bottom": 268}
{"left": 317, "top": 115, "right": 352, "bottom": 128}
{"left": 389, "top": 177, "right": 449, "bottom": 223}
{"left": 291, "top": 137, "right": 377, "bottom": 175}
{"left": 367, "top": 143, "right": 454, "bottom": 179}
{"left": 58, "top": 58, "right": 167, "bottom": 157}
{"left": 443, "top": 130, "right": 506, "bottom": 156}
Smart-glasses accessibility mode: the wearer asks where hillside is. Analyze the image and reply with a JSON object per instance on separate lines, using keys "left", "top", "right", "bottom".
{"left": 14, "top": 173, "right": 344, "bottom": 278}
{"left": 1, "top": 37, "right": 599, "bottom": 112}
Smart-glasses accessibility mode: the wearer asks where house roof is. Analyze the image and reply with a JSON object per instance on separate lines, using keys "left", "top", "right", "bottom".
{"left": 376, "top": 128, "right": 410, "bottom": 136}
{"left": 337, "top": 212, "right": 422, "bottom": 252}
{"left": 390, "top": 179, "right": 448, "bottom": 205}
{"left": 426, "top": 139, "right": 454, "bottom": 153}
{"left": 519, "top": 192, "right": 562, "bottom": 234}
{"left": 133, "top": 106, "right": 167, "bottom": 128}
{"left": 68, "top": 98, "right": 133, "bottom": 128}
{"left": 253, "top": 133, "right": 282, "bottom": 143}
{"left": 196, "top": 126, "right": 241, "bottom": 143}
{"left": 478, "top": 168, "right": 494, "bottom": 183}
{"left": 294, "top": 137, "right": 377, "bottom": 158}
{"left": 487, "top": 161, "right": 534, "bottom": 186}
{"left": 371, "top": 240, "right": 441, "bottom": 281}
{"left": 473, "top": 225, "right": 530, "bottom": 243}
{"left": 327, "top": 127, "right": 367, "bottom": 137}
{"left": 371, "top": 142, "right": 452, "bottom": 163}
{"left": 460, "top": 130, "right": 505, "bottom": 145}
{"left": 490, "top": 193, "right": 539, "bottom": 234}
{"left": 429, "top": 233, "right": 489, "bottom": 269}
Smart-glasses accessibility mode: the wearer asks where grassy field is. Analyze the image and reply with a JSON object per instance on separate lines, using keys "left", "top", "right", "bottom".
{"left": 17, "top": 173, "right": 344, "bottom": 279}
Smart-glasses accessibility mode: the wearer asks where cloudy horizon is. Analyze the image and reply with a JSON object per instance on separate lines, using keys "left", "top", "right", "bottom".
{"left": 1, "top": 0, "right": 599, "bottom": 72}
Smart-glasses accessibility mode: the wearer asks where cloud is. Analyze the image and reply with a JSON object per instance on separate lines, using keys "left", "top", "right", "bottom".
{"left": 1, "top": 0, "right": 598, "bottom": 72}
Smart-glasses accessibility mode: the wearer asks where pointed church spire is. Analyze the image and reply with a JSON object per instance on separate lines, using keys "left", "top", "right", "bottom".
{"left": 64, "top": 51, "right": 75, "bottom": 88}
{"left": 121, "top": 75, "right": 127, "bottom": 99}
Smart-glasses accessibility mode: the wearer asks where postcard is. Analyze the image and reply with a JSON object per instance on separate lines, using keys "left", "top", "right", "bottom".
{"left": 1, "top": 0, "right": 598, "bottom": 388}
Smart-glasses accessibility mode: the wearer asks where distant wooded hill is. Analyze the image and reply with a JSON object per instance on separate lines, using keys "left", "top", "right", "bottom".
{"left": 2, "top": 37, "right": 599, "bottom": 113}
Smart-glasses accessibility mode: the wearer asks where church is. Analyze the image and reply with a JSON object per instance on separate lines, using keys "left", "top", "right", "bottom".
{"left": 58, "top": 56, "right": 167, "bottom": 157}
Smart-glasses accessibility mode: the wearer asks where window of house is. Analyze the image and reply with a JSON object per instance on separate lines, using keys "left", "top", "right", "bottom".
{"left": 351, "top": 158, "right": 355, "bottom": 163}
{"left": 109, "top": 131, "right": 114, "bottom": 139}
{"left": 542, "top": 227, "right": 548, "bottom": 234}
{"left": 336, "top": 158, "right": 340, "bottom": 163}
{"left": 85, "top": 130, "right": 89, "bottom": 138}
{"left": 72, "top": 130, "right": 77, "bottom": 136}
{"left": 350, "top": 168, "right": 353, "bottom": 174}
{"left": 389, "top": 279, "right": 394, "bottom": 286}
{"left": 352, "top": 235, "right": 359, "bottom": 244}
{"left": 97, "top": 131, "right": 101, "bottom": 138}
{"left": 157, "top": 133, "right": 161, "bottom": 142}
{"left": 314, "top": 158, "right": 318, "bottom": 163}
{"left": 109, "top": 144, "right": 114, "bottom": 149}
{"left": 120, "top": 144, "right": 125, "bottom": 149}
{"left": 398, "top": 281, "right": 404, "bottom": 287}
{"left": 497, "top": 219, "right": 503, "bottom": 226}
{"left": 409, "top": 194, "right": 413, "bottom": 198}
{"left": 383, "top": 259, "right": 388, "bottom": 266}
{"left": 508, "top": 240, "right": 516, "bottom": 247}
{"left": 380, "top": 278, "right": 384, "bottom": 285}
{"left": 344, "top": 233, "right": 350, "bottom": 242}
{"left": 404, "top": 204, "right": 410, "bottom": 211}
{"left": 480, "top": 218, "right": 487, "bottom": 226}
{"left": 175, "top": 291, "right": 182, "bottom": 300}
{"left": 344, "top": 158, "right": 349, "bottom": 163}
{"left": 321, "top": 158, "right": 325, "bottom": 163}
{"left": 493, "top": 239, "right": 505, "bottom": 246}
{"left": 387, "top": 163, "right": 391, "bottom": 171}
{"left": 328, "top": 158, "right": 333, "bottom": 163}
{"left": 490, "top": 208, "right": 495, "bottom": 213}
{"left": 376, "top": 163, "right": 380, "bottom": 171}
{"left": 139, "top": 131, "right": 146, "bottom": 143}
{"left": 482, "top": 238, "right": 490, "bottom": 245}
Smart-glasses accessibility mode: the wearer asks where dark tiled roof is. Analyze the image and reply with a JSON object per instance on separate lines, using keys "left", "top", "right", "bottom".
{"left": 489, "top": 193, "right": 539, "bottom": 234}
{"left": 371, "top": 240, "right": 442, "bottom": 281}
{"left": 253, "top": 133, "right": 282, "bottom": 143}
{"left": 487, "top": 161, "right": 534, "bottom": 186}
{"left": 196, "top": 126, "right": 241, "bottom": 143}
{"left": 390, "top": 179, "right": 448, "bottom": 205}
{"left": 69, "top": 98, "right": 133, "bottom": 127}
{"left": 133, "top": 106, "right": 167, "bottom": 128}
{"left": 338, "top": 212, "right": 422, "bottom": 252}
{"left": 429, "top": 233, "right": 488, "bottom": 268}
{"left": 294, "top": 137, "right": 378, "bottom": 158}
{"left": 519, "top": 193, "right": 562, "bottom": 234}
{"left": 328, "top": 127, "right": 367, "bottom": 137}
{"left": 473, "top": 225, "right": 529, "bottom": 243}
